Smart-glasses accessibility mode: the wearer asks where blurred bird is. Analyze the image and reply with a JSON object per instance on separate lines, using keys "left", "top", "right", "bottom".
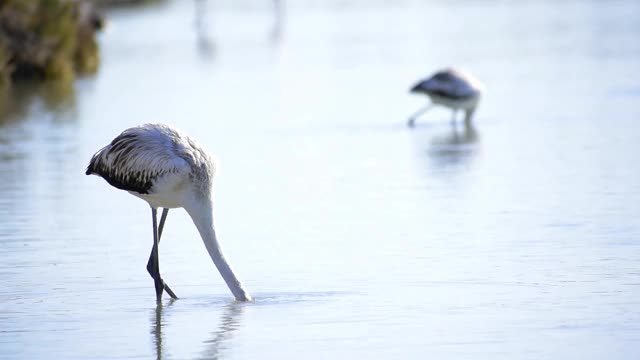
{"left": 86, "top": 124, "right": 252, "bottom": 302}
{"left": 408, "top": 68, "right": 483, "bottom": 127}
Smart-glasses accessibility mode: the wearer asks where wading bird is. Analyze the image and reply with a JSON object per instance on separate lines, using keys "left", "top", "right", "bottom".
{"left": 86, "top": 124, "right": 251, "bottom": 302}
{"left": 408, "top": 68, "right": 483, "bottom": 127}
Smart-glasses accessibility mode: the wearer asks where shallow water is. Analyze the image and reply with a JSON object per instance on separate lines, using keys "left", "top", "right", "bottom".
{"left": 1, "top": 0, "right": 640, "bottom": 359}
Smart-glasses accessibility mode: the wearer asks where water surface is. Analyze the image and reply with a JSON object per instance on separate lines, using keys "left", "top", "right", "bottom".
{"left": 1, "top": 1, "right": 640, "bottom": 359}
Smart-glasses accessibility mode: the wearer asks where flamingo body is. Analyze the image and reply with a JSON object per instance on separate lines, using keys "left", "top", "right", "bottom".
{"left": 408, "top": 68, "right": 484, "bottom": 126}
{"left": 87, "top": 124, "right": 211, "bottom": 208}
{"left": 86, "top": 123, "right": 251, "bottom": 302}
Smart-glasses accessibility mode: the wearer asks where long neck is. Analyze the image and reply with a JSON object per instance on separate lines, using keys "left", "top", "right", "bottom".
{"left": 185, "top": 197, "right": 252, "bottom": 302}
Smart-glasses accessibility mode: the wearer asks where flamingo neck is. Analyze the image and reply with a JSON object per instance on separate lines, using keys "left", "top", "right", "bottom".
{"left": 185, "top": 197, "right": 252, "bottom": 302}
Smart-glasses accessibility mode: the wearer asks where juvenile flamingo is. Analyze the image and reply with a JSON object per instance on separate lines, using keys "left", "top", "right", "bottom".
{"left": 86, "top": 123, "right": 251, "bottom": 302}
{"left": 408, "top": 68, "right": 484, "bottom": 127}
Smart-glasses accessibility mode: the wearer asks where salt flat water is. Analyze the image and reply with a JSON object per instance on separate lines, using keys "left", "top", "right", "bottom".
{"left": 1, "top": 0, "right": 640, "bottom": 359}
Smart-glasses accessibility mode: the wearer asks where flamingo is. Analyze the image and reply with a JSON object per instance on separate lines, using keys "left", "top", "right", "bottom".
{"left": 407, "top": 68, "right": 484, "bottom": 127}
{"left": 86, "top": 123, "right": 251, "bottom": 302}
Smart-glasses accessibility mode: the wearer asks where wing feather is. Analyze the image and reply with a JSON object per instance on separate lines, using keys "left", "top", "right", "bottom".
{"left": 86, "top": 125, "right": 190, "bottom": 194}
{"left": 411, "top": 68, "right": 482, "bottom": 100}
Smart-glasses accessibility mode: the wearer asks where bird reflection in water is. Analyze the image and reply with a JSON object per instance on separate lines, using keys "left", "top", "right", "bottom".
{"left": 426, "top": 123, "right": 480, "bottom": 169}
{"left": 0, "top": 80, "right": 76, "bottom": 125}
{"left": 198, "top": 304, "right": 244, "bottom": 359}
{"left": 151, "top": 299, "right": 176, "bottom": 360}
{"left": 151, "top": 301, "right": 244, "bottom": 360}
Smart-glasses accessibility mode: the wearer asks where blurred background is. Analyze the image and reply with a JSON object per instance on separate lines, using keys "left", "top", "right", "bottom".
{"left": 1, "top": 0, "right": 639, "bottom": 359}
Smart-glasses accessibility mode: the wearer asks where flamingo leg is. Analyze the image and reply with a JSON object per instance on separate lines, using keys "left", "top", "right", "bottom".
{"left": 464, "top": 108, "right": 475, "bottom": 127}
{"left": 147, "top": 208, "right": 178, "bottom": 299}
{"left": 158, "top": 208, "right": 178, "bottom": 299}
{"left": 407, "top": 104, "right": 433, "bottom": 127}
{"left": 148, "top": 208, "right": 178, "bottom": 302}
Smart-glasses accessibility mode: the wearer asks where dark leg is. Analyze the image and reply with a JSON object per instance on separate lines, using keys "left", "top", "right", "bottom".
{"left": 147, "top": 208, "right": 178, "bottom": 299}
{"left": 464, "top": 108, "right": 475, "bottom": 127}
{"left": 407, "top": 104, "right": 433, "bottom": 127}
{"left": 158, "top": 207, "right": 169, "bottom": 239}
{"left": 158, "top": 209, "right": 178, "bottom": 299}
{"left": 148, "top": 209, "right": 177, "bottom": 302}
{"left": 150, "top": 208, "right": 163, "bottom": 301}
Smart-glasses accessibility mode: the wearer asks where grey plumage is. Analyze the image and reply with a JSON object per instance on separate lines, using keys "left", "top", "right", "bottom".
{"left": 86, "top": 123, "right": 252, "bottom": 302}
{"left": 86, "top": 123, "right": 214, "bottom": 197}
{"left": 411, "top": 69, "right": 480, "bottom": 100}
{"left": 408, "top": 68, "right": 484, "bottom": 127}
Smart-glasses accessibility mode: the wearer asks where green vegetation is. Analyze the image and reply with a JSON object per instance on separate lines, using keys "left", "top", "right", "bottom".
{"left": 0, "top": 0, "right": 101, "bottom": 90}
{"left": 0, "top": 35, "right": 9, "bottom": 90}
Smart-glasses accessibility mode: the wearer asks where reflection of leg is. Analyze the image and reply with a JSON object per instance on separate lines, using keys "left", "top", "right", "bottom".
{"left": 200, "top": 304, "right": 245, "bottom": 359}
{"left": 450, "top": 110, "right": 458, "bottom": 123}
{"left": 407, "top": 104, "right": 433, "bottom": 127}
{"left": 153, "top": 303, "right": 163, "bottom": 360}
{"left": 152, "top": 299, "right": 176, "bottom": 360}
